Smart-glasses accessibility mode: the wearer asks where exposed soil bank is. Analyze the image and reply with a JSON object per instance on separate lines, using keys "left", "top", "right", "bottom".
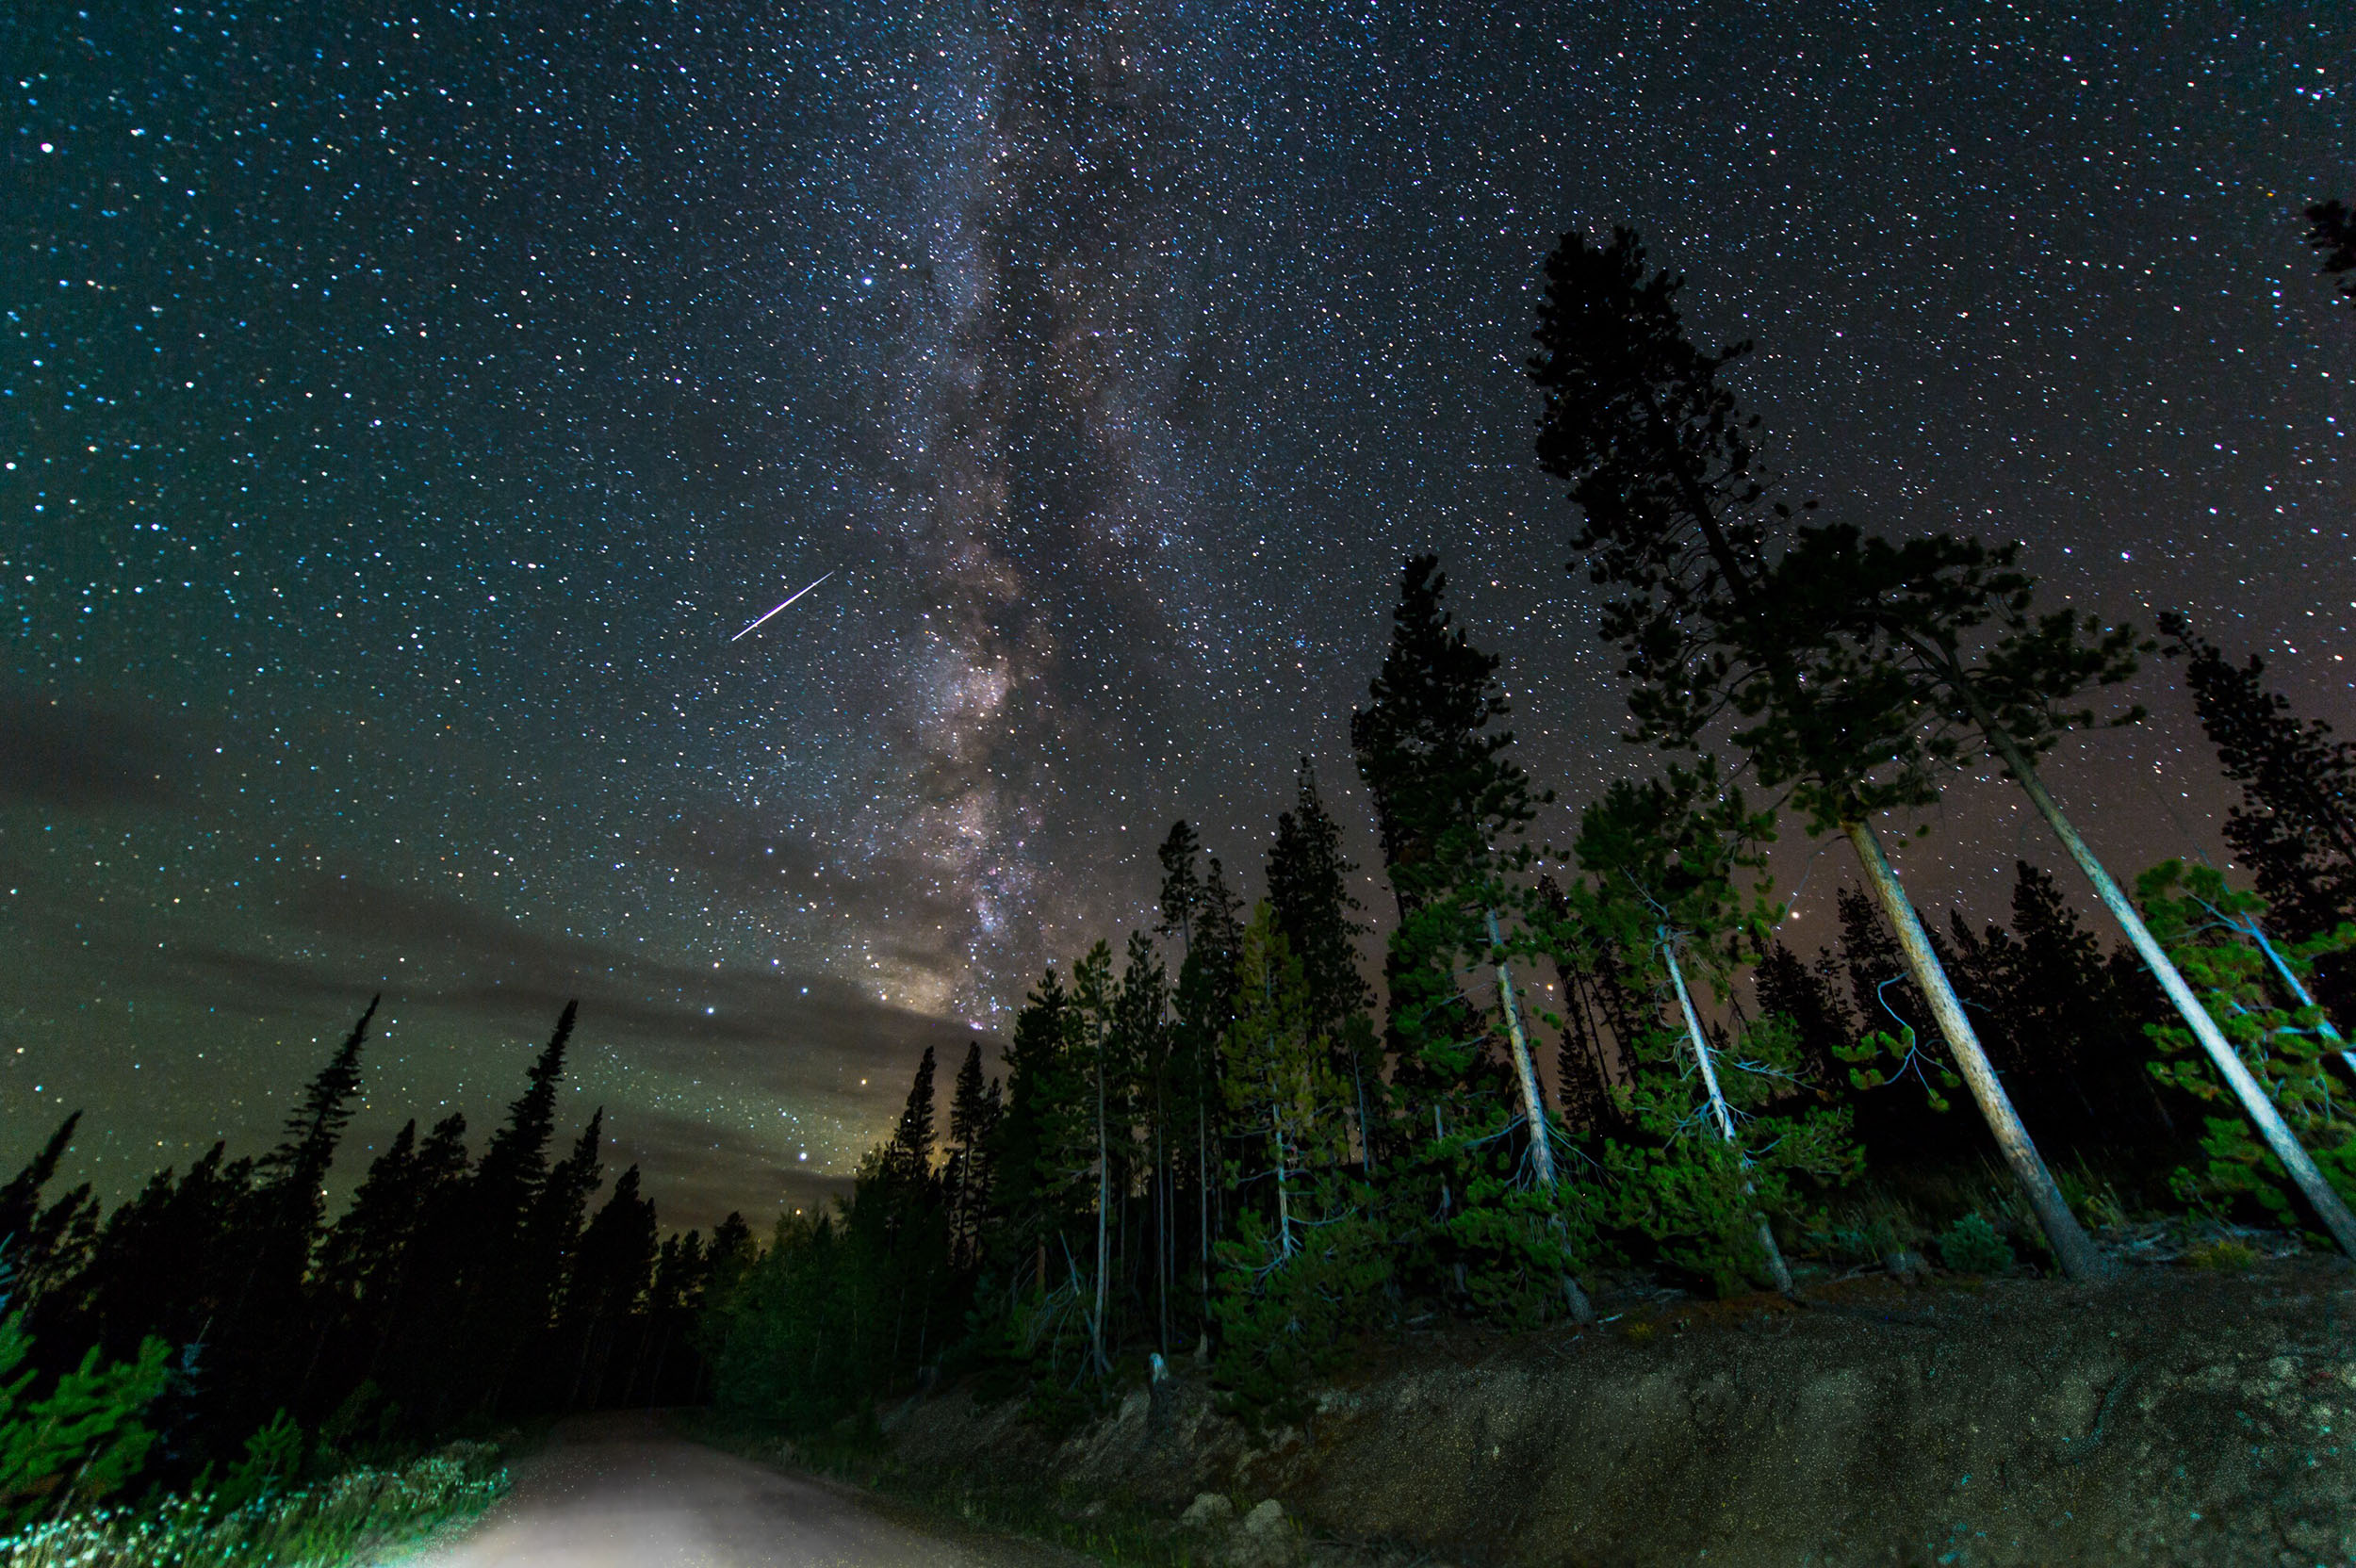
{"left": 882, "top": 1261, "right": 2356, "bottom": 1567}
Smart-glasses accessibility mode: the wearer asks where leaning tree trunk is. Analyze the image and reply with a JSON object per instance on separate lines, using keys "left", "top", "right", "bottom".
{"left": 1661, "top": 935, "right": 1795, "bottom": 1295}
{"left": 1487, "top": 908, "right": 1560, "bottom": 1186}
{"left": 1843, "top": 815, "right": 2111, "bottom": 1281}
{"left": 1964, "top": 712, "right": 2356, "bottom": 1260}
{"left": 1485, "top": 908, "right": 1598, "bottom": 1322}
{"left": 2239, "top": 916, "right": 2356, "bottom": 1079}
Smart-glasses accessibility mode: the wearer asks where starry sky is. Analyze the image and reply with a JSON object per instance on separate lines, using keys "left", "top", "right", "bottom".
{"left": 5, "top": 0, "right": 2351, "bottom": 1231}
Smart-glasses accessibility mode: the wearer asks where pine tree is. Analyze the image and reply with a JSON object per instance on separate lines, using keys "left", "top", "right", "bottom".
{"left": 2309, "top": 198, "right": 2356, "bottom": 314}
{"left": 258, "top": 997, "right": 377, "bottom": 1210}
{"left": 1072, "top": 941, "right": 1122, "bottom": 1377}
{"left": 1211, "top": 906, "right": 1389, "bottom": 1416}
{"left": 397, "top": 1006, "right": 579, "bottom": 1422}
{"left": 886, "top": 1048, "right": 940, "bottom": 1189}
{"left": 0, "top": 1313, "right": 172, "bottom": 1526}
{"left": 1351, "top": 554, "right": 1595, "bottom": 1317}
{"left": 1529, "top": 224, "right": 2106, "bottom": 1280}
{"left": 1267, "top": 760, "right": 1378, "bottom": 1172}
{"left": 1539, "top": 874, "right": 1647, "bottom": 1137}
{"left": 1775, "top": 521, "right": 2356, "bottom": 1256}
{"left": 1999, "top": 862, "right": 2179, "bottom": 1146}
{"left": 985, "top": 970, "right": 1074, "bottom": 1299}
{"left": 0, "top": 1112, "right": 79, "bottom": 1254}
{"left": 560, "top": 1167, "right": 658, "bottom": 1410}
{"left": 317, "top": 1121, "right": 421, "bottom": 1321}
{"left": 1350, "top": 557, "right": 1550, "bottom": 1162}
{"left": 472, "top": 1003, "right": 580, "bottom": 1236}
{"left": 1171, "top": 856, "right": 1244, "bottom": 1340}
{"left": 943, "top": 1041, "right": 998, "bottom": 1268}
{"left": 2138, "top": 860, "right": 2356, "bottom": 1220}
{"left": 1751, "top": 942, "right": 1857, "bottom": 1102}
{"left": 1568, "top": 764, "right": 1855, "bottom": 1295}
{"left": 518, "top": 1110, "right": 607, "bottom": 1402}
{"left": 2162, "top": 613, "right": 2356, "bottom": 946}
{"left": 1156, "top": 821, "right": 1206, "bottom": 951}
{"left": 1267, "top": 760, "right": 1375, "bottom": 1036}
{"left": 219, "top": 999, "right": 377, "bottom": 1428}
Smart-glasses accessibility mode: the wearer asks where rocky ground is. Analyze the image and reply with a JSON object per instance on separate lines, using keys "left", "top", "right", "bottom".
{"left": 877, "top": 1255, "right": 2356, "bottom": 1568}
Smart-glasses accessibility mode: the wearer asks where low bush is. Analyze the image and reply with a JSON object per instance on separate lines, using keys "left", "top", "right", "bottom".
{"left": 1936, "top": 1214, "right": 2016, "bottom": 1276}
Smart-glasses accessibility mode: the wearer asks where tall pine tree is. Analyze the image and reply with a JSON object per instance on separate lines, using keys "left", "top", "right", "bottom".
{"left": 2162, "top": 613, "right": 2356, "bottom": 946}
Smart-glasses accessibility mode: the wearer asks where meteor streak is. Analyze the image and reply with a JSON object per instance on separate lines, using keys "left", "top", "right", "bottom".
{"left": 728, "top": 571, "right": 835, "bottom": 643}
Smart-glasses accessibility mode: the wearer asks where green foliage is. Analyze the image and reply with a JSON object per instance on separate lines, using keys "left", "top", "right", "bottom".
{"left": 2184, "top": 1237, "right": 2259, "bottom": 1272}
{"left": 214, "top": 1410, "right": 303, "bottom": 1514}
{"left": 1211, "top": 907, "right": 1394, "bottom": 1417}
{"left": 1601, "top": 1013, "right": 1858, "bottom": 1297}
{"left": 0, "top": 1441, "right": 505, "bottom": 1568}
{"left": 1439, "top": 1177, "right": 1595, "bottom": 1328}
{"left": 1212, "top": 1200, "right": 1389, "bottom": 1425}
{"left": 0, "top": 1314, "right": 171, "bottom": 1527}
{"left": 1831, "top": 1024, "right": 1959, "bottom": 1112}
{"left": 1935, "top": 1214, "right": 2016, "bottom": 1276}
{"left": 703, "top": 1205, "right": 892, "bottom": 1437}
{"left": 2136, "top": 860, "right": 2356, "bottom": 1223}
{"left": 1562, "top": 765, "right": 1859, "bottom": 1296}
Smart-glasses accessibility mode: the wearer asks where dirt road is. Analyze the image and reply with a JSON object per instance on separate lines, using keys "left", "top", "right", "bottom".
{"left": 401, "top": 1413, "right": 1048, "bottom": 1568}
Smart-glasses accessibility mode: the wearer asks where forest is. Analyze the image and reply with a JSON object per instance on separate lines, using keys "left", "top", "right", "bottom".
{"left": 695, "top": 214, "right": 2356, "bottom": 1432}
{"left": 0, "top": 1000, "right": 748, "bottom": 1548}
{"left": 3, "top": 212, "right": 2354, "bottom": 1545}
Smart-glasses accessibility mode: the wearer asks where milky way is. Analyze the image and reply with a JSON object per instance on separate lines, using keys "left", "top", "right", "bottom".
{"left": 3, "top": 1, "right": 2350, "bottom": 1227}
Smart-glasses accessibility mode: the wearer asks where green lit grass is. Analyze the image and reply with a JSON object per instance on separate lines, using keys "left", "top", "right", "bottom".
{"left": 0, "top": 1442, "right": 506, "bottom": 1568}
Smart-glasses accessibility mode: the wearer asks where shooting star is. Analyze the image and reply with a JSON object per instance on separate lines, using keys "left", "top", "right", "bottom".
{"left": 728, "top": 571, "right": 835, "bottom": 643}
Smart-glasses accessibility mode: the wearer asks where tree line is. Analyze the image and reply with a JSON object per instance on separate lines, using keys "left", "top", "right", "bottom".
{"left": 0, "top": 1000, "right": 752, "bottom": 1523}
{"left": 701, "top": 213, "right": 2356, "bottom": 1426}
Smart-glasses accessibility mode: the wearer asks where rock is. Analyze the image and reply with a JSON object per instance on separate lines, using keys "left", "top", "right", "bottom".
{"left": 1229, "top": 1499, "right": 1300, "bottom": 1568}
{"left": 1883, "top": 1249, "right": 1930, "bottom": 1282}
{"left": 1182, "top": 1492, "right": 1236, "bottom": 1530}
{"left": 1242, "top": 1499, "right": 1288, "bottom": 1538}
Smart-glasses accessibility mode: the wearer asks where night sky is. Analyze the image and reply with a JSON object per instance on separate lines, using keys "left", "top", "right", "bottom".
{"left": 5, "top": 1, "right": 2351, "bottom": 1231}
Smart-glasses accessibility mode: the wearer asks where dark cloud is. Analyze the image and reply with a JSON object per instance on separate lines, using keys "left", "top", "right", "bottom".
{"left": 270, "top": 873, "right": 976, "bottom": 1063}
{"left": 0, "top": 686, "right": 184, "bottom": 810}
{"left": 600, "top": 1105, "right": 855, "bottom": 1233}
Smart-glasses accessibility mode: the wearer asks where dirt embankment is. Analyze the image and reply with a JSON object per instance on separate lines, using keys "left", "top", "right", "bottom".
{"left": 882, "top": 1262, "right": 2356, "bottom": 1567}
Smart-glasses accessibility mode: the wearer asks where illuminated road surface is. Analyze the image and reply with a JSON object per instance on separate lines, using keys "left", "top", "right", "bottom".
{"left": 401, "top": 1413, "right": 1032, "bottom": 1568}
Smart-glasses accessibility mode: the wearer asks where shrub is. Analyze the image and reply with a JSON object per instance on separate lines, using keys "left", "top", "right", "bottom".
{"left": 2184, "top": 1237, "right": 2260, "bottom": 1272}
{"left": 1936, "top": 1214, "right": 2015, "bottom": 1276}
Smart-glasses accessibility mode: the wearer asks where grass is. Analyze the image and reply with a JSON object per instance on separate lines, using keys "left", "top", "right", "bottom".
{"left": 2182, "top": 1237, "right": 2261, "bottom": 1272}
{"left": 0, "top": 1442, "right": 508, "bottom": 1568}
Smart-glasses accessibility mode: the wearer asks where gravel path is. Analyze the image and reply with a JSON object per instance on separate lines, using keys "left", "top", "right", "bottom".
{"left": 401, "top": 1413, "right": 1043, "bottom": 1568}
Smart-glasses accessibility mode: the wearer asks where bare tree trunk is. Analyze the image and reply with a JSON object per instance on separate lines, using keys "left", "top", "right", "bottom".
{"left": 1269, "top": 1082, "right": 1295, "bottom": 1258}
{"left": 1197, "top": 1092, "right": 1211, "bottom": 1339}
{"left": 1965, "top": 714, "right": 2356, "bottom": 1259}
{"left": 1486, "top": 908, "right": 1557, "bottom": 1186}
{"left": 1844, "top": 816, "right": 2110, "bottom": 1281}
{"left": 1350, "top": 1051, "right": 1376, "bottom": 1177}
{"left": 1154, "top": 1085, "right": 1170, "bottom": 1356}
{"left": 1661, "top": 936, "right": 1795, "bottom": 1297}
{"left": 1486, "top": 909, "right": 1596, "bottom": 1322}
{"left": 1093, "top": 1033, "right": 1111, "bottom": 1376}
